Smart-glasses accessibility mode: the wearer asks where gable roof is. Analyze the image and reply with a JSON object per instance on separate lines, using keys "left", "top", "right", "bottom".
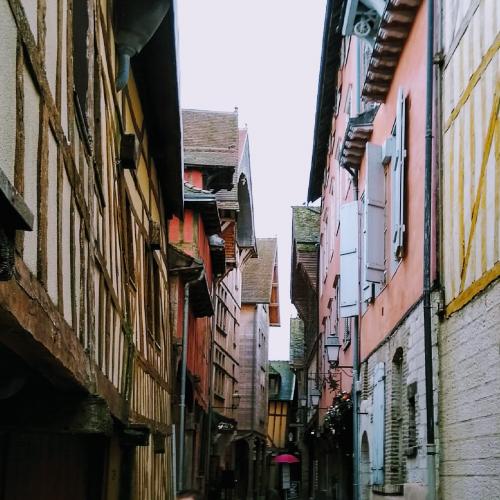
{"left": 216, "top": 129, "right": 248, "bottom": 209}
{"left": 242, "top": 238, "right": 277, "bottom": 304}
{"left": 182, "top": 109, "right": 239, "bottom": 168}
{"left": 269, "top": 361, "right": 295, "bottom": 402}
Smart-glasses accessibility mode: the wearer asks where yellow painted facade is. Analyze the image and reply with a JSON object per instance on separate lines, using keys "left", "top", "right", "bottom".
{"left": 442, "top": 0, "right": 500, "bottom": 315}
{"left": 267, "top": 400, "right": 289, "bottom": 449}
{"left": 0, "top": 0, "right": 179, "bottom": 497}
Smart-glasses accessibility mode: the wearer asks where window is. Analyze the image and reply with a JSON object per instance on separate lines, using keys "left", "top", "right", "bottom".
{"left": 344, "top": 85, "right": 352, "bottom": 117}
{"left": 391, "top": 88, "right": 407, "bottom": 266}
{"left": 406, "top": 382, "right": 418, "bottom": 458}
{"left": 214, "top": 349, "right": 226, "bottom": 398}
{"left": 334, "top": 87, "right": 342, "bottom": 116}
{"left": 73, "top": 0, "right": 89, "bottom": 129}
{"left": 339, "top": 201, "right": 359, "bottom": 318}
{"left": 145, "top": 245, "right": 161, "bottom": 345}
{"left": 125, "top": 197, "right": 135, "bottom": 282}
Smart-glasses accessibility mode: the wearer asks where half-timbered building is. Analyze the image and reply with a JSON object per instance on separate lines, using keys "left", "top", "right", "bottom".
{"left": 438, "top": 1, "right": 500, "bottom": 498}
{"left": 0, "top": 1, "right": 182, "bottom": 498}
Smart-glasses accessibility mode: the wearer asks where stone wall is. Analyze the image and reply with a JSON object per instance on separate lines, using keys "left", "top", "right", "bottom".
{"left": 359, "top": 293, "right": 439, "bottom": 499}
{"left": 439, "top": 279, "right": 500, "bottom": 500}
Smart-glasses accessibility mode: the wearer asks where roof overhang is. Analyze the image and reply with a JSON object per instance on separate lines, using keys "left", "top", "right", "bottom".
{"left": 131, "top": 5, "right": 183, "bottom": 219}
{"left": 185, "top": 164, "right": 235, "bottom": 193}
{"left": 339, "top": 108, "right": 377, "bottom": 173}
{"left": 184, "top": 187, "right": 222, "bottom": 236}
{"left": 308, "top": 0, "right": 344, "bottom": 203}
{"left": 362, "top": 0, "right": 423, "bottom": 102}
{"left": 168, "top": 245, "right": 214, "bottom": 317}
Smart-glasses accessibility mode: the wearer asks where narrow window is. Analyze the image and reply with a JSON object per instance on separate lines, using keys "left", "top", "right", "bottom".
{"left": 406, "top": 382, "right": 418, "bottom": 458}
{"left": 73, "top": 0, "right": 89, "bottom": 127}
{"left": 145, "top": 244, "right": 161, "bottom": 345}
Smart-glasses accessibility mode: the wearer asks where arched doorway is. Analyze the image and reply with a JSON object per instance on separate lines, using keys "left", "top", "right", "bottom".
{"left": 360, "top": 432, "right": 371, "bottom": 500}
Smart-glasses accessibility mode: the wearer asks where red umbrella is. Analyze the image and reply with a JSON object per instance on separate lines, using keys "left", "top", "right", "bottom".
{"left": 273, "top": 453, "right": 300, "bottom": 464}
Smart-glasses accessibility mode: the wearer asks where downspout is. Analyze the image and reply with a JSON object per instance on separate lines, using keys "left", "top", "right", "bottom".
{"left": 178, "top": 268, "right": 205, "bottom": 493}
{"left": 352, "top": 171, "right": 360, "bottom": 500}
{"left": 423, "top": 0, "right": 437, "bottom": 498}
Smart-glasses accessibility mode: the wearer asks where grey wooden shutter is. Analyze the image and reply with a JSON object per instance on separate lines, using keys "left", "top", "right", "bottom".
{"left": 391, "top": 87, "right": 406, "bottom": 260}
{"left": 372, "top": 362, "right": 385, "bottom": 485}
{"left": 364, "top": 143, "right": 385, "bottom": 283}
{"left": 340, "top": 201, "right": 359, "bottom": 318}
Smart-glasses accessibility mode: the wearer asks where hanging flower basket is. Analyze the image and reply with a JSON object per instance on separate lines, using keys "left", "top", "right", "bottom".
{"left": 323, "top": 391, "right": 353, "bottom": 450}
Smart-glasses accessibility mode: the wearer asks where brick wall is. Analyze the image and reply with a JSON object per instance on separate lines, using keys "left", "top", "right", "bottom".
{"left": 439, "top": 280, "right": 500, "bottom": 500}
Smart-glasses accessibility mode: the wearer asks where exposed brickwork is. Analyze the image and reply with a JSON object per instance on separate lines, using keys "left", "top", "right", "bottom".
{"left": 359, "top": 293, "right": 440, "bottom": 499}
{"left": 439, "top": 280, "right": 500, "bottom": 500}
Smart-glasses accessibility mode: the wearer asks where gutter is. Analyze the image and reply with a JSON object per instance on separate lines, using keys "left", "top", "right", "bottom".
{"left": 423, "top": 0, "right": 437, "bottom": 498}
{"left": 177, "top": 268, "right": 205, "bottom": 493}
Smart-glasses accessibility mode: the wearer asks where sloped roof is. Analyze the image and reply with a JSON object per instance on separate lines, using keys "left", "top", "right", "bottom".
{"left": 290, "top": 318, "right": 305, "bottom": 367}
{"left": 308, "top": 0, "right": 344, "bottom": 202}
{"left": 215, "top": 129, "right": 247, "bottom": 208}
{"left": 269, "top": 361, "right": 295, "bottom": 401}
{"left": 183, "top": 183, "right": 221, "bottom": 235}
{"left": 292, "top": 206, "right": 321, "bottom": 244}
{"left": 131, "top": 4, "right": 183, "bottom": 217}
{"left": 182, "top": 109, "right": 239, "bottom": 168}
{"left": 242, "top": 238, "right": 277, "bottom": 304}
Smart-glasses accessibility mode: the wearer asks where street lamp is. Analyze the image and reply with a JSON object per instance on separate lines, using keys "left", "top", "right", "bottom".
{"left": 325, "top": 333, "right": 341, "bottom": 366}
{"left": 310, "top": 388, "right": 321, "bottom": 407}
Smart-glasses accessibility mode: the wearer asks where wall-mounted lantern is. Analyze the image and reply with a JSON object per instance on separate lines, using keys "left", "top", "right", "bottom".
{"left": 310, "top": 388, "right": 321, "bottom": 407}
{"left": 325, "top": 334, "right": 342, "bottom": 366}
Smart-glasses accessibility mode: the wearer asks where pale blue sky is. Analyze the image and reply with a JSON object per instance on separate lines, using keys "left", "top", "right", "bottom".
{"left": 177, "top": 0, "right": 326, "bottom": 359}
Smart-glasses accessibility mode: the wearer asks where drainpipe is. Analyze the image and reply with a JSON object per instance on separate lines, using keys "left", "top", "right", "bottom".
{"left": 352, "top": 171, "right": 360, "bottom": 500}
{"left": 178, "top": 268, "right": 205, "bottom": 493}
{"left": 423, "top": 0, "right": 437, "bottom": 498}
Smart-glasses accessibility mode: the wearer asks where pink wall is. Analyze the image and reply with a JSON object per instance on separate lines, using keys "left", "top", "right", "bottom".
{"left": 359, "top": 3, "right": 427, "bottom": 359}
{"left": 317, "top": 1, "right": 428, "bottom": 393}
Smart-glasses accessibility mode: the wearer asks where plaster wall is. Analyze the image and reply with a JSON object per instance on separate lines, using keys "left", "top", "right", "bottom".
{"left": 439, "top": 280, "right": 500, "bottom": 500}
{"left": 359, "top": 2, "right": 427, "bottom": 359}
{"left": 0, "top": 0, "right": 17, "bottom": 185}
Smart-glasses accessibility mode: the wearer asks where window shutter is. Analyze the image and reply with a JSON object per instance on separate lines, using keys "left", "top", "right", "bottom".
{"left": 391, "top": 87, "right": 406, "bottom": 260}
{"left": 372, "top": 362, "right": 385, "bottom": 485}
{"left": 364, "top": 143, "right": 385, "bottom": 283}
{"left": 340, "top": 201, "right": 359, "bottom": 318}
